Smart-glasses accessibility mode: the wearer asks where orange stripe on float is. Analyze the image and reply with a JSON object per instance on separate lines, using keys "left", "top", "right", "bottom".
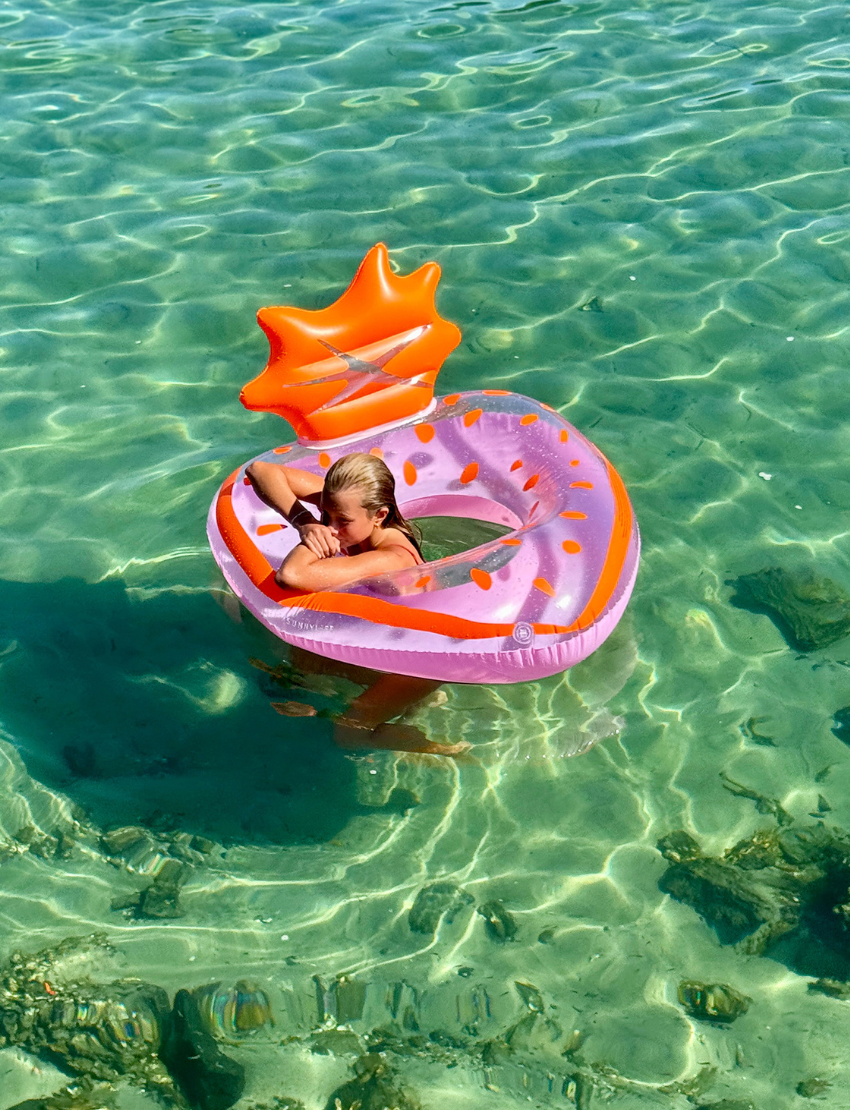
{"left": 460, "top": 461, "right": 479, "bottom": 484}
{"left": 560, "top": 511, "right": 587, "bottom": 519}
{"left": 403, "top": 460, "right": 417, "bottom": 485}
{"left": 285, "top": 591, "right": 516, "bottom": 638}
{"left": 463, "top": 408, "right": 482, "bottom": 427}
{"left": 273, "top": 445, "right": 293, "bottom": 454}
{"left": 565, "top": 459, "right": 633, "bottom": 634}
{"left": 257, "top": 523, "right": 285, "bottom": 535}
{"left": 470, "top": 568, "right": 492, "bottom": 590}
{"left": 483, "top": 389, "right": 510, "bottom": 395}
{"left": 510, "top": 459, "right": 523, "bottom": 471}
{"left": 559, "top": 429, "right": 569, "bottom": 442}
{"left": 533, "top": 577, "right": 556, "bottom": 597}
{"left": 523, "top": 474, "right": 539, "bottom": 491}
{"left": 520, "top": 414, "right": 538, "bottom": 426}
{"left": 415, "top": 576, "right": 431, "bottom": 588}
{"left": 415, "top": 423, "right": 435, "bottom": 443}
{"left": 500, "top": 538, "right": 522, "bottom": 546}
{"left": 570, "top": 480, "right": 593, "bottom": 489}
{"left": 215, "top": 471, "right": 290, "bottom": 600}
{"left": 318, "top": 452, "right": 331, "bottom": 468}
{"left": 443, "top": 393, "right": 461, "bottom": 405}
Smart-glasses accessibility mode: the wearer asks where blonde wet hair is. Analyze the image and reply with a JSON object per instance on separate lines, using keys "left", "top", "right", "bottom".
{"left": 323, "top": 453, "right": 423, "bottom": 556}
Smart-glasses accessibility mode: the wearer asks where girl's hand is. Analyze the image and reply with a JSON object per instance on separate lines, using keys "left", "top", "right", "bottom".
{"left": 298, "top": 522, "right": 340, "bottom": 559}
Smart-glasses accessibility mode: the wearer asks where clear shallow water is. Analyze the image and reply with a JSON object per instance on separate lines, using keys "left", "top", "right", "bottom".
{"left": 1, "top": 0, "right": 850, "bottom": 1105}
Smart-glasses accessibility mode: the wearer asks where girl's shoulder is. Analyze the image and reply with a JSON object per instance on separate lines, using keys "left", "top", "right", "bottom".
{"left": 375, "top": 527, "right": 423, "bottom": 566}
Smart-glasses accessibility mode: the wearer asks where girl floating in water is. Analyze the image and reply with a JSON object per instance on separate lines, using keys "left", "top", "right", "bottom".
{"left": 246, "top": 452, "right": 467, "bottom": 756}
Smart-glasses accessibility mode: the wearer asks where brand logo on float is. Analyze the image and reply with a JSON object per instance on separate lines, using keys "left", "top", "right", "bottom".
{"left": 240, "top": 243, "right": 461, "bottom": 443}
{"left": 512, "top": 622, "right": 534, "bottom": 646}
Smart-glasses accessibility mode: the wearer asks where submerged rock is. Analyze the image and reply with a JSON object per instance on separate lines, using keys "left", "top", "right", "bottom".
{"left": 719, "top": 772, "right": 792, "bottom": 826}
{"left": 0, "top": 936, "right": 179, "bottom": 1099}
{"left": 111, "top": 859, "right": 187, "bottom": 919}
{"left": 797, "top": 1077, "right": 831, "bottom": 1098}
{"left": 310, "top": 1028, "right": 362, "bottom": 1055}
{"left": 408, "top": 881, "right": 473, "bottom": 935}
{"left": 314, "top": 974, "right": 366, "bottom": 1024}
{"left": 323, "top": 1053, "right": 419, "bottom": 1110}
{"left": 657, "top": 831, "right": 702, "bottom": 864}
{"left": 514, "top": 981, "right": 544, "bottom": 1013}
{"left": 102, "top": 825, "right": 216, "bottom": 875}
{"left": 677, "top": 980, "right": 750, "bottom": 1024}
{"left": 160, "top": 989, "right": 245, "bottom": 1110}
{"left": 728, "top": 566, "right": 850, "bottom": 652}
{"left": 477, "top": 900, "right": 518, "bottom": 942}
{"left": 832, "top": 706, "right": 850, "bottom": 745}
{"left": 808, "top": 978, "right": 850, "bottom": 999}
{"left": 658, "top": 823, "right": 850, "bottom": 977}
{"left": 193, "top": 980, "right": 273, "bottom": 1038}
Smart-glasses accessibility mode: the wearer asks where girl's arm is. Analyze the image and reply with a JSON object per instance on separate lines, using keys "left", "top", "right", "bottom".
{"left": 246, "top": 462, "right": 338, "bottom": 558}
{"left": 245, "top": 462, "right": 323, "bottom": 517}
{"left": 276, "top": 544, "right": 417, "bottom": 591}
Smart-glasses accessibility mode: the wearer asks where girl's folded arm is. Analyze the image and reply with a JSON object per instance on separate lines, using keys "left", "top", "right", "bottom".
{"left": 245, "top": 462, "right": 324, "bottom": 519}
{"left": 276, "top": 545, "right": 416, "bottom": 591}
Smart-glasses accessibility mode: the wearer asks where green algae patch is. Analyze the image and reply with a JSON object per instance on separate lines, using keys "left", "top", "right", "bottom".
{"left": 728, "top": 567, "right": 850, "bottom": 652}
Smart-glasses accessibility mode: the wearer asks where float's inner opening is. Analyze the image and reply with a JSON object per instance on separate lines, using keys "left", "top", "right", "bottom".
{"left": 413, "top": 516, "right": 512, "bottom": 562}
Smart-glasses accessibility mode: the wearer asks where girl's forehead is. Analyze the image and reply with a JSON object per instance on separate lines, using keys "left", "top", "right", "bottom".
{"left": 322, "top": 486, "right": 365, "bottom": 513}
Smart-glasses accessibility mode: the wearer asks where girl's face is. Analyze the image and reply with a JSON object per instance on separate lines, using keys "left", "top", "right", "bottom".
{"left": 322, "top": 486, "right": 387, "bottom": 550}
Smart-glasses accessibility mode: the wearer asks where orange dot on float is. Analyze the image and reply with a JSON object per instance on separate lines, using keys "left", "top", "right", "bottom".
{"left": 257, "top": 523, "right": 285, "bottom": 535}
{"left": 444, "top": 393, "right": 461, "bottom": 405}
{"left": 560, "top": 510, "right": 587, "bottom": 519}
{"left": 533, "top": 577, "right": 556, "bottom": 598}
{"left": 520, "top": 413, "right": 538, "bottom": 426}
{"left": 403, "top": 460, "right": 417, "bottom": 485}
{"left": 415, "top": 423, "right": 435, "bottom": 443}
{"left": 470, "top": 568, "right": 492, "bottom": 590}
{"left": 523, "top": 473, "right": 539, "bottom": 491}
{"left": 273, "top": 445, "right": 293, "bottom": 454}
{"left": 562, "top": 540, "right": 581, "bottom": 554}
{"left": 500, "top": 538, "right": 522, "bottom": 546}
{"left": 415, "top": 576, "right": 431, "bottom": 588}
{"left": 570, "top": 459, "right": 580, "bottom": 467}
{"left": 510, "top": 459, "right": 523, "bottom": 472}
{"left": 559, "top": 429, "right": 569, "bottom": 443}
{"left": 369, "top": 446, "right": 384, "bottom": 459}
{"left": 243, "top": 476, "right": 251, "bottom": 485}
{"left": 460, "top": 461, "right": 479, "bottom": 484}
{"left": 318, "top": 452, "right": 331, "bottom": 468}
{"left": 570, "top": 480, "right": 593, "bottom": 489}
{"left": 463, "top": 408, "right": 482, "bottom": 427}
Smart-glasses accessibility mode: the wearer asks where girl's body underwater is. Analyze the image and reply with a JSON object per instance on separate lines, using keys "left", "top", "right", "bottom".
{"left": 245, "top": 452, "right": 468, "bottom": 756}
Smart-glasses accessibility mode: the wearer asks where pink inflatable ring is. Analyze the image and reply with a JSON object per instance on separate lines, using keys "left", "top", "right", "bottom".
{"left": 207, "top": 246, "right": 639, "bottom": 684}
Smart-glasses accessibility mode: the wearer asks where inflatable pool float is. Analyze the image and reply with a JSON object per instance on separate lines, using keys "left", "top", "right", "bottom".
{"left": 207, "top": 244, "right": 639, "bottom": 684}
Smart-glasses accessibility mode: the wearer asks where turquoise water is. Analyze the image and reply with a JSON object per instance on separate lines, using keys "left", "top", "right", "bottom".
{"left": 2, "top": 0, "right": 850, "bottom": 1105}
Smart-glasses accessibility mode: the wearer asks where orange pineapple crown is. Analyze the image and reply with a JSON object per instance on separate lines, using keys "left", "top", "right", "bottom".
{"left": 240, "top": 243, "right": 462, "bottom": 442}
